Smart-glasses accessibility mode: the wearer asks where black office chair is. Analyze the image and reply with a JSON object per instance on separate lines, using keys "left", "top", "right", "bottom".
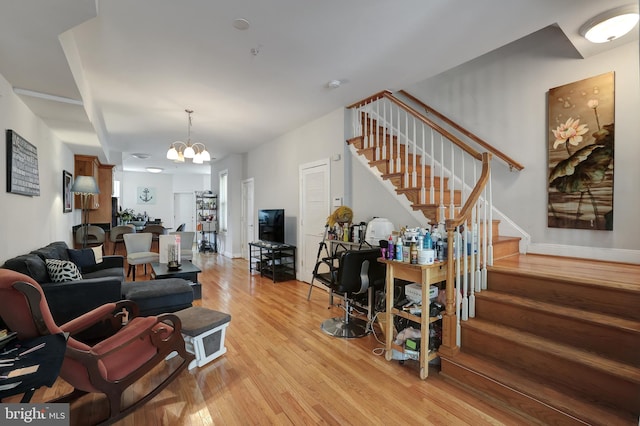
{"left": 321, "top": 248, "right": 385, "bottom": 338}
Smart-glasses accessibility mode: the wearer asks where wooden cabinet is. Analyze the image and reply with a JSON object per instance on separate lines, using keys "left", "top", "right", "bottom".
{"left": 74, "top": 155, "right": 114, "bottom": 224}
{"left": 378, "top": 258, "right": 447, "bottom": 379}
{"left": 74, "top": 155, "right": 100, "bottom": 209}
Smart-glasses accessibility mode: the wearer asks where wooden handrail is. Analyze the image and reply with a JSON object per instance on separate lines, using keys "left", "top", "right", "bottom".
{"left": 438, "top": 152, "right": 492, "bottom": 358}
{"left": 346, "top": 90, "right": 393, "bottom": 109}
{"left": 399, "top": 90, "right": 524, "bottom": 171}
{"left": 349, "top": 90, "right": 483, "bottom": 161}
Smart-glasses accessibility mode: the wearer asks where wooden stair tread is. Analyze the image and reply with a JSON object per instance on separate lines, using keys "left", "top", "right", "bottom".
{"left": 492, "top": 254, "right": 640, "bottom": 287}
{"left": 488, "top": 263, "right": 640, "bottom": 293}
{"left": 476, "top": 291, "right": 640, "bottom": 333}
{"left": 440, "top": 351, "right": 637, "bottom": 425}
{"left": 463, "top": 319, "right": 640, "bottom": 384}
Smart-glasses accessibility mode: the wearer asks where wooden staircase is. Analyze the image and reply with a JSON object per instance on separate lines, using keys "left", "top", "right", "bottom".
{"left": 347, "top": 129, "right": 520, "bottom": 260}
{"left": 439, "top": 254, "right": 640, "bottom": 425}
{"left": 348, "top": 99, "right": 639, "bottom": 424}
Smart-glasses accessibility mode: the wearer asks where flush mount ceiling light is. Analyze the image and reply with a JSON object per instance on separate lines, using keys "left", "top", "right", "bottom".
{"left": 166, "top": 109, "right": 211, "bottom": 164}
{"left": 580, "top": 5, "right": 639, "bottom": 43}
{"left": 146, "top": 167, "right": 163, "bottom": 173}
{"left": 131, "top": 153, "right": 151, "bottom": 159}
{"left": 233, "top": 18, "right": 250, "bottom": 30}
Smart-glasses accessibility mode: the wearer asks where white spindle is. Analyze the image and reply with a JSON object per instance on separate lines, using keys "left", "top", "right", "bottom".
{"left": 488, "top": 169, "right": 494, "bottom": 268}
{"left": 420, "top": 123, "right": 426, "bottom": 204}
{"left": 430, "top": 129, "right": 435, "bottom": 204}
{"left": 404, "top": 111, "right": 409, "bottom": 187}
{"left": 449, "top": 144, "right": 455, "bottom": 220}
{"left": 382, "top": 101, "right": 387, "bottom": 160}
{"left": 439, "top": 134, "right": 445, "bottom": 223}
{"left": 396, "top": 108, "right": 402, "bottom": 174}
{"left": 412, "top": 119, "right": 417, "bottom": 187}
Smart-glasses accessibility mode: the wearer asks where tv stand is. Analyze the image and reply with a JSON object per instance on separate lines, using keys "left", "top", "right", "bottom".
{"left": 249, "top": 241, "right": 296, "bottom": 283}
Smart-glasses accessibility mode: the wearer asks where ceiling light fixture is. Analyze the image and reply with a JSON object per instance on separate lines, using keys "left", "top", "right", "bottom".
{"left": 166, "top": 109, "right": 211, "bottom": 164}
{"left": 580, "top": 5, "right": 639, "bottom": 43}
{"left": 146, "top": 167, "right": 163, "bottom": 173}
{"left": 131, "top": 153, "right": 151, "bottom": 159}
{"left": 233, "top": 18, "right": 250, "bottom": 30}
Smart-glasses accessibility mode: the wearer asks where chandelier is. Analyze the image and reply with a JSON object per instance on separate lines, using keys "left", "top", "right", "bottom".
{"left": 166, "top": 109, "right": 211, "bottom": 164}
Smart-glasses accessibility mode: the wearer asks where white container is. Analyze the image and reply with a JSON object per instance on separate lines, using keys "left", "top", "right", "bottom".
{"left": 364, "top": 218, "right": 395, "bottom": 246}
{"left": 421, "top": 249, "right": 435, "bottom": 265}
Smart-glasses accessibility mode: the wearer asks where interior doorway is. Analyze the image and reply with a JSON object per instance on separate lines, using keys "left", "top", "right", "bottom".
{"left": 174, "top": 192, "right": 195, "bottom": 232}
{"left": 241, "top": 178, "right": 255, "bottom": 260}
{"left": 299, "top": 159, "right": 330, "bottom": 283}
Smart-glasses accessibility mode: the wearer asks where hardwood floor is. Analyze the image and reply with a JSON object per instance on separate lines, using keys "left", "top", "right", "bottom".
{"left": 8, "top": 252, "right": 568, "bottom": 425}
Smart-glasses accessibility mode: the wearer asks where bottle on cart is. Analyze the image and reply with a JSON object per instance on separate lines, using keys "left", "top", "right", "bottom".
{"left": 395, "top": 236, "right": 403, "bottom": 261}
{"left": 424, "top": 229, "right": 433, "bottom": 250}
{"left": 410, "top": 238, "right": 418, "bottom": 264}
{"left": 387, "top": 235, "right": 395, "bottom": 260}
{"left": 402, "top": 238, "right": 410, "bottom": 263}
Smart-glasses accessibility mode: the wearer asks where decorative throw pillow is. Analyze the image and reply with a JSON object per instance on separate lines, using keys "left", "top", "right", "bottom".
{"left": 91, "top": 245, "right": 104, "bottom": 264}
{"left": 67, "top": 248, "right": 96, "bottom": 269}
{"left": 45, "top": 259, "right": 83, "bottom": 283}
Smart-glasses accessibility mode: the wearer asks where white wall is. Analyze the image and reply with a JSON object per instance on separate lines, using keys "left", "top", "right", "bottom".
{"left": 114, "top": 169, "right": 209, "bottom": 230}
{"left": 0, "top": 72, "right": 78, "bottom": 263}
{"left": 405, "top": 27, "right": 640, "bottom": 256}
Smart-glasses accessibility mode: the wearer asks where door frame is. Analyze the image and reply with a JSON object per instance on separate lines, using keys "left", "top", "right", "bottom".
{"left": 298, "top": 158, "right": 331, "bottom": 283}
{"left": 241, "top": 178, "right": 255, "bottom": 260}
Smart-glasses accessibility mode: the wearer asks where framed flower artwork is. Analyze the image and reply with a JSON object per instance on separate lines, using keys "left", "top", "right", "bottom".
{"left": 547, "top": 72, "right": 614, "bottom": 230}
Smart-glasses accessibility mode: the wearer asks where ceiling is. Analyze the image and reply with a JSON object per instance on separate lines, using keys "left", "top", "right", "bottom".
{"left": 0, "top": 0, "right": 637, "bottom": 175}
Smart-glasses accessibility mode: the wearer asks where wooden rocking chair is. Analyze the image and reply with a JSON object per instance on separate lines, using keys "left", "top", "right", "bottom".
{"left": 0, "top": 269, "right": 194, "bottom": 425}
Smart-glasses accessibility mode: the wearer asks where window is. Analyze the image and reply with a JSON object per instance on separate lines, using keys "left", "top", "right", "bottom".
{"left": 219, "top": 170, "right": 228, "bottom": 232}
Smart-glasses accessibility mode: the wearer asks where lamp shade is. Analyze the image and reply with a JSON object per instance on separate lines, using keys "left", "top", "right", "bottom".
{"left": 167, "top": 146, "right": 179, "bottom": 160}
{"left": 70, "top": 175, "right": 100, "bottom": 194}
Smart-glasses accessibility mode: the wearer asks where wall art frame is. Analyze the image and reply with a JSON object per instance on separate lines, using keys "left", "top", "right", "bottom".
{"left": 63, "top": 170, "right": 73, "bottom": 213}
{"left": 547, "top": 72, "right": 614, "bottom": 230}
{"left": 6, "top": 129, "right": 40, "bottom": 197}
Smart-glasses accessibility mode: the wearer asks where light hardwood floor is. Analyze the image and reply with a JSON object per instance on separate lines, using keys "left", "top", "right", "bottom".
{"left": 13, "top": 252, "right": 540, "bottom": 425}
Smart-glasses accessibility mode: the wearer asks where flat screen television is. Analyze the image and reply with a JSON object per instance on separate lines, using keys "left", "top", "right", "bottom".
{"left": 258, "top": 209, "right": 285, "bottom": 244}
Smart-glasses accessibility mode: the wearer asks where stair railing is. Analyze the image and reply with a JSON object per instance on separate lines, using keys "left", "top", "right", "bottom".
{"left": 348, "top": 92, "right": 494, "bottom": 356}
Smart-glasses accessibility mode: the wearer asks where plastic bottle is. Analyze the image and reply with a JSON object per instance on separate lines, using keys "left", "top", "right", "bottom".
{"left": 424, "top": 230, "right": 433, "bottom": 250}
{"left": 402, "top": 238, "right": 410, "bottom": 263}
{"left": 395, "top": 237, "right": 403, "bottom": 261}
{"left": 387, "top": 235, "right": 394, "bottom": 260}
{"left": 417, "top": 231, "right": 424, "bottom": 252}
{"left": 410, "top": 238, "right": 418, "bottom": 264}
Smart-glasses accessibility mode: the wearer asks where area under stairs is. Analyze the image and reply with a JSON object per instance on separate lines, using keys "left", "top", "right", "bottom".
{"left": 439, "top": 254, "right": 640, "bottom": 425}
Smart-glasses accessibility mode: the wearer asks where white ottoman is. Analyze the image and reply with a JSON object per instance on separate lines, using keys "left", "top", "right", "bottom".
{"left": 173, "top": 306, "right": 231, "bottom": 370}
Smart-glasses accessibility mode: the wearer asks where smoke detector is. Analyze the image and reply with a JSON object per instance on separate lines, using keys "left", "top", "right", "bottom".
{"left": 327, "top": 80, "right": 342, "bottom": 89}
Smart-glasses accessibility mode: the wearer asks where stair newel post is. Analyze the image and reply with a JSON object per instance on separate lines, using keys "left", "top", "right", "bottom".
{"left": 439, "top": 219, "right": 460, "bottom": 357}
{"left": 461, "top": 220, "right": 469, "bottom": 322}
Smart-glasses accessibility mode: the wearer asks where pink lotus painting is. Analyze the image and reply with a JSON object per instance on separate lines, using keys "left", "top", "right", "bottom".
{"left": 548, "top": 72, "right": 614, "bottom": 230}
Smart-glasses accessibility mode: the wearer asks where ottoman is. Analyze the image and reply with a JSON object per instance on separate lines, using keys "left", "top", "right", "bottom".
{"left": 122, "top": 278, "right": 194, "bottom": 317}
{"left": 172, "top": 306, "right": 231, "bottom": 370}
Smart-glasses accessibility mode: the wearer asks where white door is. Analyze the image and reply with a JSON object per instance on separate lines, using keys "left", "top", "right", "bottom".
{"left": 241, "top": 178, "right": 255, "bottom": 259}
{"left": 299, "top": 159, "right": 330, "bottom": 283}
{"left": 174, "top": 193, "right": 195, "bottom": 232}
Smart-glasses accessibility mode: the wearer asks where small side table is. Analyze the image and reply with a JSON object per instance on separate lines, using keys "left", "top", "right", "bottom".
{"left": 0, "top": 333, "right": 67, "bottom": 402}
{"left": 151, "top": 261, "right": 202, "bottom": 299}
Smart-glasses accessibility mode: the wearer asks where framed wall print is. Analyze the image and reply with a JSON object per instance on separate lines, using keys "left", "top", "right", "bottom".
{"left": 63, "top": 170, "right": 73, "bottom": 213}
{"left": 6, "top": 129, "right": 40, "bottom": 196}
{"left": 547, "top": 72, "right": 614, "bottom": 230}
